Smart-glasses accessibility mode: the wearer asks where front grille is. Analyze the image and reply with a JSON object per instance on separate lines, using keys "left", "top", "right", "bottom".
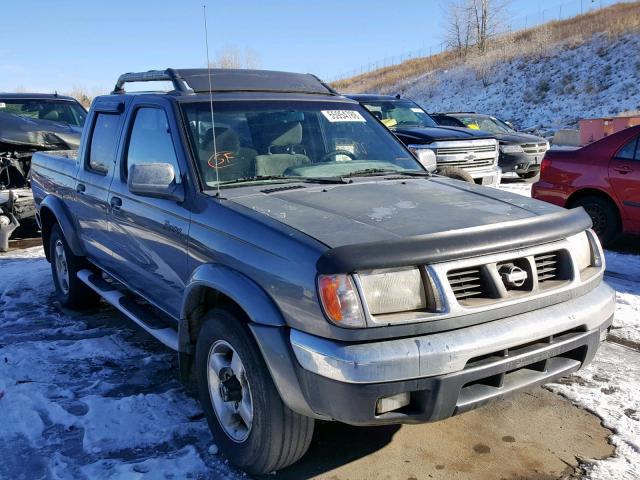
{"left": 436, "top": 144, "right": 497, "bottom": 168}
{"left": 521, "top": 142, "right": 548, "bottom": 154}
{"left": 535, "top": 252, "right": 560, "bottom": 282}
{"left": 435, "top": 158, "right": 495, "bottom": 168}
{"left": 447, "top": 267, "right": 488, "bottom": 302}
{"left": 436, "top": 145, "right": 496, "bottom": 155}
{"left": 446, "top": 249, "right": 572, "bottom": 307}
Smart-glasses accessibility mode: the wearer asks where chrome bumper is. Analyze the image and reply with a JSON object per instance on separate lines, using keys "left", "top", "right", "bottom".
{"left": 468, "top": 165, "right": 502, "bottom": 187}
{"left": 291, "top": 282, "right": 614, "bottom": 384}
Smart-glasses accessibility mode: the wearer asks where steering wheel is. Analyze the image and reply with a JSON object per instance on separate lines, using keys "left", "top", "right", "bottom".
{"left": 320, "top": 150, "right": 357, "bottom": 162}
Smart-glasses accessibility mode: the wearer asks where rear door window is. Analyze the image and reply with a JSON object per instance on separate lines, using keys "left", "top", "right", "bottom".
{"left": 88, "top": 113, "right": 122, "bottom": 174}
{"left": 616, "top": 137, "right": 639, "bottom": 161}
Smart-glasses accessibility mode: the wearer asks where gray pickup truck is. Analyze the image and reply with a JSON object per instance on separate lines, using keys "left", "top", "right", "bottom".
{"left": 30, "top": 68, "right": 614, "bottom": 475}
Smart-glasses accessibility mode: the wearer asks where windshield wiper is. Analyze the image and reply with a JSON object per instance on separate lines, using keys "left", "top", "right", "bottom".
{"left": 216, "top": 174, "right": 348, "bottom": 187}
{"left": 341, "top": 168, "right": 400, "bottom": 178}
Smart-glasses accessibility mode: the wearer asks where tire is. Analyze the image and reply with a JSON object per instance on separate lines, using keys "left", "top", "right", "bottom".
{"left": 572, "top": 195, "right": 620, "bottom": 247}
{"left": 437, "top": 166, "right": 475, "bottom": 183}
{"left": 517, "top": 170, "right": 539, "bottom": 181}
{"left": 195, "top": 307, "right": 314, "bottom": 474}
{"left": 49, "top": 224, "right": 100, "bottom": 309}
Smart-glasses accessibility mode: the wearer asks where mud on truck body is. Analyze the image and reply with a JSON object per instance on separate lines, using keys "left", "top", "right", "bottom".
{"left": 0, "top": 93, "right": 85, "bottom": 250}
{"left": 30, "top": 68, "right": 614, "bottom": 475}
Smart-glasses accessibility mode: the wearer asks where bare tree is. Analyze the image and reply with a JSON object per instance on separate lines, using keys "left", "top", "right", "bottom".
{"left": 211, "top": 45, "right": 262, "bottom": 69}
{"left": 443, "top": 0, "right": 511, "bottom": 55}
{"left": 470, "top": 0, "right": 511, "bottom": 52}
{"left": 444, "top": 1, "right": 474, "bottom": 56}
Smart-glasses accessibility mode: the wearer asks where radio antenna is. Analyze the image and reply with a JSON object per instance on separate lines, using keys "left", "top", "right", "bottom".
{"left": 203, "top": 4, "right": 221, "bottom": 198}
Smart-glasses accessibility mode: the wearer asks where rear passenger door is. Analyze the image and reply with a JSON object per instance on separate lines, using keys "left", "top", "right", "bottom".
{"left": 73, "top": 101, "right": 124, "bottom": 268}
{"left": 609, "top": 135, "right": 640, "bottom": 224}
{"left": 106, "top": 99, "right": 191, "bottom": 318}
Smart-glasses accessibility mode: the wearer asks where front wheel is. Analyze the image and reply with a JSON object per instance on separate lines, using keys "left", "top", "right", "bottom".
{"left": 195, "top": 307, "right": 314, "bottom": 474}
{"left": 437, "top": 166, "right": 474, "bottom": 183}
{"left": 517, "top": 170, "right": 539, "bottom": 181}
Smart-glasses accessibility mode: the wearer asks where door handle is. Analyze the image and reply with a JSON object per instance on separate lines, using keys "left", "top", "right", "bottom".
{"left": 614, "top": 165, "right": 632, "bottom": 174}
{"left": 110, "top": 196, "right": 122, "bottom": 210}
{"left": 76, "top": 183, "right": 86, "bottom": 193}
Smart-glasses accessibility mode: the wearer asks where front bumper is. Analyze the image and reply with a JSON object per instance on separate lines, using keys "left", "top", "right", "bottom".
{"left": 466, "top": 165, "right": 501, "bottom": 187}
{"left": 288, "top": 282, "right": 614, "bottom": 425}
{"left": 499, "top": 152, "right": 544, "bottom": 174}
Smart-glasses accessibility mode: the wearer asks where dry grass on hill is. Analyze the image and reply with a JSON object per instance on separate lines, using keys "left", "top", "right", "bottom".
{"left": 332, "top": 1, "right": 640, "bottom": 94}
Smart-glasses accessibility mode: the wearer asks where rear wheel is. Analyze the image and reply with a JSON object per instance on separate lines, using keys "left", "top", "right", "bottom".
{"left": 572, "top": 195, "right": 620, "bottom": 246}
{"left": 437, "top": 166, "right": 474, "bottom": 183}
{"left": 49, "top": 224, "right": 100, "bottom": 309}
{"left": 195, "top": 307, "right": 314, "bottom": 474}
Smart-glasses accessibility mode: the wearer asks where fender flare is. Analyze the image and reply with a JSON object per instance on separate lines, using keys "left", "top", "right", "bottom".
{"left": 180, "top": 263, "right": 286, "bottom": 334}
{"left": 39, "top": 195, "right": 85, "bottom": 258}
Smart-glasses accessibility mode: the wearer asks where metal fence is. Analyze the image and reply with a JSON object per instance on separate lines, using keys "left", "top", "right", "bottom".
{"left": 327, "top": 0, "right": 633, "bottom": 82}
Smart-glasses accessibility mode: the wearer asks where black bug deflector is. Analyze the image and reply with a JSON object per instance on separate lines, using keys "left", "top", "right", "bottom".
{"left": 317, "top": 208, "right": 592, "bottom": 274}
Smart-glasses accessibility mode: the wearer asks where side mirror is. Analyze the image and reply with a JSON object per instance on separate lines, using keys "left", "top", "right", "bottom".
{"left": 128, "top": 163, "right": 184, "bottom": 202}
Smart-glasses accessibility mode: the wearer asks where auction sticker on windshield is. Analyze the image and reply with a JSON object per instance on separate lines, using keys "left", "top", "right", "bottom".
{"left": 322, "top": 110, "right": 366, "bottom": 122}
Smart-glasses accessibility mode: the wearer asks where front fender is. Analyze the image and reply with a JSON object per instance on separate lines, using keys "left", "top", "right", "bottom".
{"left": 181, "top": 263, "right": 286, "bottom": 327}
{"left": 40, "top": 195, "right": 84, "bottom": 258}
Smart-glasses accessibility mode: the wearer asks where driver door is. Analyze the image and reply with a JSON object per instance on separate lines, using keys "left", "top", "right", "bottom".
{"left": 106, "top": 100, "right": 191, "bottom": 318}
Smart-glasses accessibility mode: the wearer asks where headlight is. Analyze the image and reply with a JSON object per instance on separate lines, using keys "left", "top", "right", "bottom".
{"left": 500, "top": 144, "right": 524, "bottom": 153}
{"left": 407, "top": 145, "right": 437, "bottom": 172}
{"left": 358, "top": 267, "right": 426, "bottom": 315}
{"left": 317, "top": 274, "right": 365, "bottom": 327}
{"left": 566, "top": 232, "right": 592, "bottom": 271}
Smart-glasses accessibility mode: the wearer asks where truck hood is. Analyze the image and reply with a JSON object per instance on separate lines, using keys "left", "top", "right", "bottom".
{"left": 0, "top": 112, "right": 82, "bottom": 151}
{"left": 228, "top": 177, "right": 562, "bottom": 248}
{"left": 393, "top": 126, "right": 495, "bottom": 144}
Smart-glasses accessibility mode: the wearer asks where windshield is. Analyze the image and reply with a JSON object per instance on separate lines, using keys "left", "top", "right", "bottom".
{"left": 451, "top": 115, "right": 515, "bottom": 134}
{"left": 359, "top": 100, "right": 438, "bottom": 129}
{"left": 181, "top": 101, "right": 423, "bottom": 188}
{"left": 0, "top": 99, "right": 87, "bottom": 127}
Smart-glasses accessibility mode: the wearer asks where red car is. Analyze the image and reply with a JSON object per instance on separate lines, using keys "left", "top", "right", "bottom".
{"left": 533, "top": 125, "right": 640, "bottom": 245}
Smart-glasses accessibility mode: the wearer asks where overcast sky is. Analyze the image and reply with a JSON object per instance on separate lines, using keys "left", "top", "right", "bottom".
{"left": 0, "top": 0, "right": 617, "bottom": 93}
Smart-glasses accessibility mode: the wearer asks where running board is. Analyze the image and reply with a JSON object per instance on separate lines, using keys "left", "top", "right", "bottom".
{"left": 77, "top": 269, "right": 179, "bottom": 351}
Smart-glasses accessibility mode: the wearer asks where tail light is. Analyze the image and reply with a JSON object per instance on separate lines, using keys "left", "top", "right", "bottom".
{"left": 540, "top": 156, "right": 552, "bottom": 178}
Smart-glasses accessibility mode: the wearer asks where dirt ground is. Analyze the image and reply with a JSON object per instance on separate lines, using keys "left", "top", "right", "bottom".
{"left": 274, "top": 388, "right": 613, "bottom": 480}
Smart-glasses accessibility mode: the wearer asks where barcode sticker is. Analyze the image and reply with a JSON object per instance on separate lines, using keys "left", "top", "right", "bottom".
{"left": 321, "top": 110, "right": 366, "bottom": 122}
{"left": 410, "top": 107, "right": 423, "bottom": 113}
{"left": 0, "top": 103, "right": 5, "bottom": 109}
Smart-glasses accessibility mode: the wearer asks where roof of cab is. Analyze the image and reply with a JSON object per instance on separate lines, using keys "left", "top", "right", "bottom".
{"left": 111, "top": 68, "right": 339, "bottom": 96}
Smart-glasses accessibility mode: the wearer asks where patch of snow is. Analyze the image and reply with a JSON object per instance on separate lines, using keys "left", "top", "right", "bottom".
{"left": 391, "top": 33, "right": 640, "bottom": 132}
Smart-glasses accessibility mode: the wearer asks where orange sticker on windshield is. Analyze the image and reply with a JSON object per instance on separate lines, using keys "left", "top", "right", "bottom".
{"left": 208, "top": 151, "right": 235, "bottom": 169}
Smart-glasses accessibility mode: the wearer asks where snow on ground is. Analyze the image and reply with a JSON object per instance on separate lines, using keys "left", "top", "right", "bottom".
{"left": 498, "top": 179, "right": 640, "bottom": 479}
{"left": 394, "top": 33, "right": 640, "bottom": 132}
{"left": 0, "top": 247, "right": 242, "bottom": 479}
{"left": 1, "top": 185, "right": 639, "bottom": 479}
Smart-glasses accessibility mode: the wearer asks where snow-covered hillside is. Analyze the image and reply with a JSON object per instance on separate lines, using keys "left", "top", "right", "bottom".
{"left": 395, "top": 33, "right": 640, "bottom": 132}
